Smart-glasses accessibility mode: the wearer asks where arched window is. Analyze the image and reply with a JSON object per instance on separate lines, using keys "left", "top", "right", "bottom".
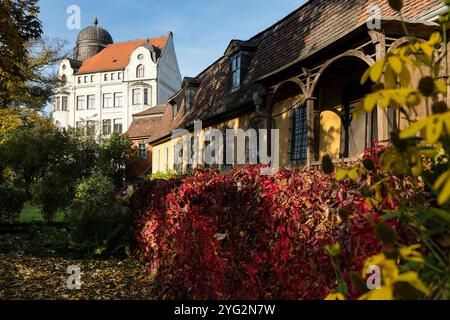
{"left": 136, "top": 64, "right": 144, "bottom": 78}
{"left": 291, "top": 104, "right": 308, "bottom": 163}
{"left": 61, "top": 75, "right": 67, "bottom": 85}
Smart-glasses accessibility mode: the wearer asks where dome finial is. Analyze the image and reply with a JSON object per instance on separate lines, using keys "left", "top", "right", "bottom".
{"left": 93, "top": 17, "right": 98, "bottom": 26}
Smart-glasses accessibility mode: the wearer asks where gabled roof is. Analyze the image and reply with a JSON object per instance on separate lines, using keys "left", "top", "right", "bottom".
{"left": 133, "top": 105, "right": 167, "bottom": 117}
{"left": 149, "top": 0, "right": 442, "bottom": 144}
{"left": 77, "top": 36, "right": 168, "bottom": 74}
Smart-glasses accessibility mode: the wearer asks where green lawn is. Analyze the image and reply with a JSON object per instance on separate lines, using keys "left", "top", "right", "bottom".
{"left": 20, "top": 203, "right": 64, "bottom": 222}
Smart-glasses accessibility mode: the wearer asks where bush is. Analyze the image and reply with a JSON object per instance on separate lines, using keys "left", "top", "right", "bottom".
{"left": 30, "top": 170, "right": 76, "bottom": 223}
{"left": 0, "top": 182, "right": 26, "bottom": 222}
{"left": 135, "top": 158, "right": 421, "bottom": 299}
{"left": 65, "top": 172, "right": 133, "bottom": 257}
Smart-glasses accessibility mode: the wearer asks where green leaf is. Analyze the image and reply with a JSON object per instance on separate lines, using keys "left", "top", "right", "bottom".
{"left": 375, "top": 223, "right": 397, "bottom": 245}
{"left": 382, "top": 212, "right": 401, "bottom": 221}
{"left": 431, "top": 208, "right": 450, "bottom": 223}
{"left": 325, "top": 242, "right": 341, "bottom": 257}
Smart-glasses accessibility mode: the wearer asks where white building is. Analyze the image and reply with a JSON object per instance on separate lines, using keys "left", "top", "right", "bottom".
{"left": 53, "top": 18, "right": 182, "bottom": 137}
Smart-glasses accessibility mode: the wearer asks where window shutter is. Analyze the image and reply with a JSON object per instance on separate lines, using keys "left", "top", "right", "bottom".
{"left": 240, "top": 51, "right": 253, "bottom": 83}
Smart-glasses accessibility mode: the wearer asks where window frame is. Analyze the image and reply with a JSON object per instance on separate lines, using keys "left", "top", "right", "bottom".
{"left": 290, "top": 104, "right": 308, "bottom": 163}
{"left": 55, "top": 97, "right": 61, "bottom": 111}
{"left": 230, "top": 53, "right": 242, "bottom": 90}
{"left": 138, "top": 143, "right": 147, "bottom": 159}
{"left": 132, "top": 88, "right": 141, "bottom": 105}
{"left": 136, "top": 64, "right": 145, "bottom": 78}
{"left": 103, "top": 93, "right": 112, "bottom": 109}
{"left": 87, "top": 94, "right": 96, "bottom": 110}
{"left": 61, "top": 96, "right": 68, "bottom": 111}
{"left": 114, "top": 92, "right": 123, "bottom": 108}
{"left": 102, "top": 119, "right": 112, "bottom": 136}
{"left": 143, "top": 88, "right": 149, "bottom": 105}
{"left": 113, "top": 119, "right": 123, "bottom": 134}
{"left": 76, "top": 96, "right": 85, "bottom": 110}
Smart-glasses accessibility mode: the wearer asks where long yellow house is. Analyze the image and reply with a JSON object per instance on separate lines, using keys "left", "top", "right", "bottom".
{"left": 126, "top": 0, "right": 447, "bottom": 175}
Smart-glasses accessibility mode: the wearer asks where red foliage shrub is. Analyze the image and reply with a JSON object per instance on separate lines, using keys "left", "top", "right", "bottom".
{"left": 134, "top": 147, "right": 420, "bottom": 299}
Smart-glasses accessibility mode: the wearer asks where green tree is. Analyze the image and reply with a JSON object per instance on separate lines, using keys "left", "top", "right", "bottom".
{"left": 98, "top": 133, "right": 136, "bottom": 188}
{"left": 0, "top": 0, "right": 42, "bottom": 108}
{"left": 65, "top": 172, "right": 133, "bottom": 257}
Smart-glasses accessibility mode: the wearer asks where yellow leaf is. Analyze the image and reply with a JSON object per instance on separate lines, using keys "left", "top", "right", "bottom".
{"left": 411, "top": 160, "right": 423, "bottom": 177}
{"left": 434, "top": 80, "right": 447, "bottom": 94}
{"left": 370, "top": 60, "right": 385, "bottom": 83}
{"left": 336, "top": 169, "right": 346, "bottom": 182}
{"left": 348, "top": 168, "right": 358, "bottom": 180}
{"left": 398, "top": 66, "right": 411, "bottom": 87}
{"left": 437, "top": 177, "right": 450, "bottom": 205}
{"left": 396, "top": 272, "right": 430, "bottom": 296}
{"left": 425, "top": 116, "right": 443, "bottom": 144}
{"left": 399, "top": 245, "right": 424, "bottom": 264}
{"left": 384, "top": 66, "right": 397, "bottom": 89}
{"left": 379, "top": 93, "right": 390, "bottom": 109}
{"left": 443, "top": 112, "right": 450, "bottom": 133}
{"left": 420, "top": 43, "right": 434, "bottom": 57}
{"left": 427, "top": 32, "right": 441, "bottom": 47}
{"left": 433, "top": 170, "right": 450, "bottom": 190}
{"left": 388, "top": 56, "right": 403, "bottom": 74}
{"left": 361, "top": 67, "right": 371, "bottom": 85}
{"left": 364, "top": 93, "right": 379, "bottom": 112}
{"left": 325, "top": 293, "right": 345, "bottom": 300}
{"left": 399, "top": 118, "right": 428, "bottom": 139}
{"left": 405, "top": 92, "right": 421, "bottom": 107}
{"left": 358, "top": 287, "right": 394, "bottom": 300}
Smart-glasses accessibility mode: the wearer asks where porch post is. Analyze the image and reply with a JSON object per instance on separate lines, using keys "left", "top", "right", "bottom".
{"left": 369, "top": 29, "right": 389, "bottom": 143}
{"left": 306, "top": 98, "right": 315, "bottom": 166}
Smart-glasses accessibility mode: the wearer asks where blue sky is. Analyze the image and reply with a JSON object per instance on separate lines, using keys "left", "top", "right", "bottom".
{"left": 39, "top": 0, "right": 307, "bottom": 77}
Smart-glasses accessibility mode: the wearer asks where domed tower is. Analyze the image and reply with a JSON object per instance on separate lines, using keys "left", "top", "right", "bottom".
{"left": 74, "top": 17, "right": 113, "bottom": 62}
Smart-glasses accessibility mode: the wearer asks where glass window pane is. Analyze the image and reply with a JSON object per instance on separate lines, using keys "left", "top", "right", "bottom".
{"left": 291, "top": 105, "right": 308, "bottom": 162}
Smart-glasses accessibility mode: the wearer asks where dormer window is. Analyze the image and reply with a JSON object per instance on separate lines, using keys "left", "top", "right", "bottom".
{"left": 230, "top": 54, "right": 241, "bottom": 90}
{"left": 136, "top": 64, "right": 144, "bottom": 78}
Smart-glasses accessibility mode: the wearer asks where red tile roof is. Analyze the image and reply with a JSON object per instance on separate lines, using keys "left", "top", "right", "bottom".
{"left": 77, "top": 36, "right": 168, "bottom": 74}
{"left": 126, "top": 105, "right": 176, "bottom": 139}
{"left": 133, "top": 105, "right": 168, "bottom": 117}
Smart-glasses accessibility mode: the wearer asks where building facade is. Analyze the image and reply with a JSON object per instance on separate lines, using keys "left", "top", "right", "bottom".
{"left": 125, "top": 0, "right": 447, "bottom": 175}
{"left": 52, "top": 18, "right": 182, "bottom": 138}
